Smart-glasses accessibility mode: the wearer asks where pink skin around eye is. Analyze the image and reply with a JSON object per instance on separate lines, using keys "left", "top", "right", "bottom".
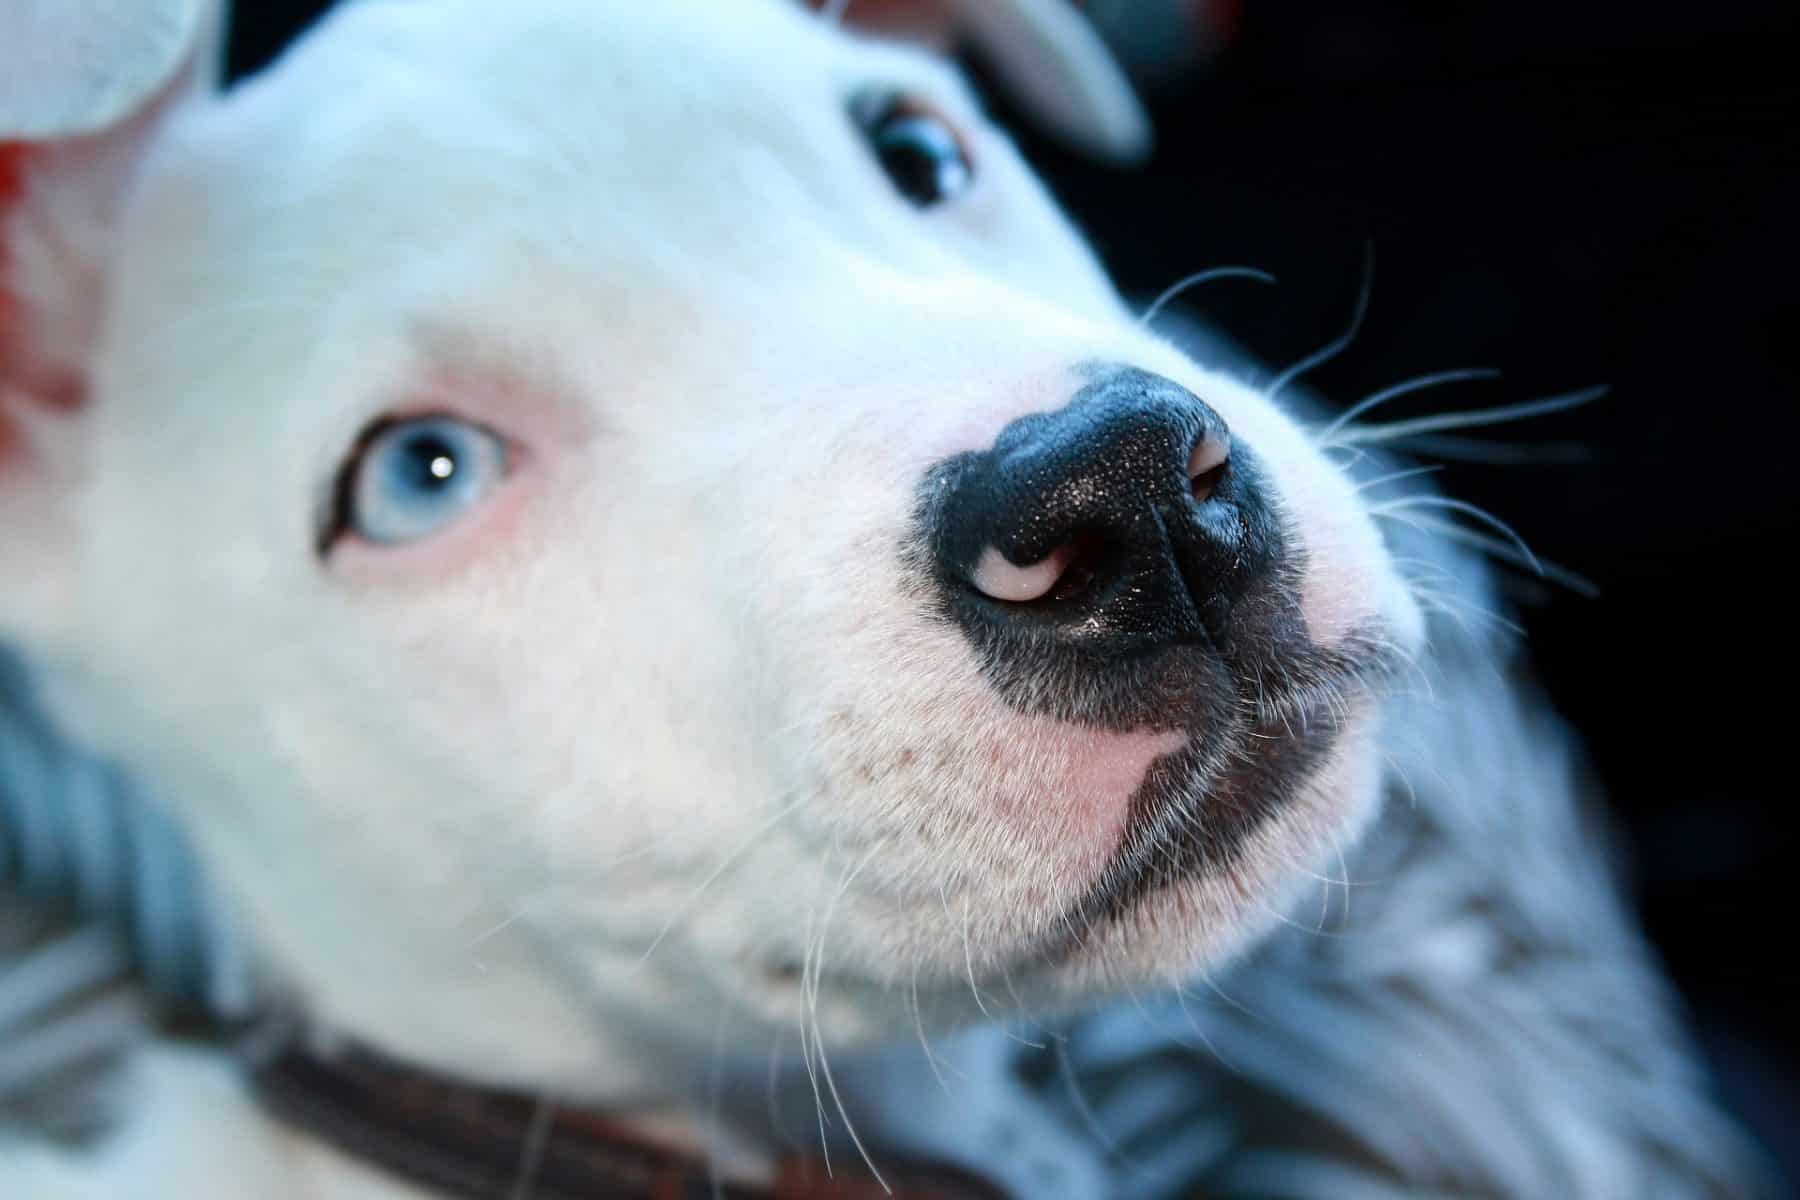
{"left": 328, "top": 443, "right": 540, "bottom": 584}
{"left": 326, "top": 359, "right": 582, "bottom": 585}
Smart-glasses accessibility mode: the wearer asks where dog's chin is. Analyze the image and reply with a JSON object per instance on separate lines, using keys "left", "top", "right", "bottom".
{"left": 725, "top": 691, "right": 1386, "bottom": 1047}
{"left": 1055, "top": 704, "right": 1386, "bottom": 985}
{"left": 1029, "top": 697, "right": 1385, "bottom": 998}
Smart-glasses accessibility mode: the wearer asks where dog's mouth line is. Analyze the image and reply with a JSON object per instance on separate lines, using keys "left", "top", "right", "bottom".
{"left": 1041, "top": 654, "right": 1385, "bottom": 951}
{"left": 744, "top": 667, "right": 1381, "bottom": 999}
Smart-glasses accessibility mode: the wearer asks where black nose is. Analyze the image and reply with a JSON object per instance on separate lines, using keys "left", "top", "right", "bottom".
{"left": 924, "top": 366, "right": 1282, "bottom": 659}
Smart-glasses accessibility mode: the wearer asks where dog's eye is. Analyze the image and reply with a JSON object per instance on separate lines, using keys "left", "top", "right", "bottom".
{"left": 854, "top": 93, "right": 973, "bottom": 207}
{"left": 331, "top": 416, "right": 508, "bottom": 549}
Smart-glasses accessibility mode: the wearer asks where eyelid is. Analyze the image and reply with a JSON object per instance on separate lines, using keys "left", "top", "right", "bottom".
{"left": 316, "top": 410, "right": 513, "bottom": 558}
{"left": 318, "top": 415, "right": 400, "bottom": 557}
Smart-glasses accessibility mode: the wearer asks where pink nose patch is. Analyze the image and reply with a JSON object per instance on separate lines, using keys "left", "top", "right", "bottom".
{"left": 1056, "top": 727, "right": 1191, "bottom": 851}
{"left": 965, "top": 429, "right": 1231, "bottom": 604}
{"left": 970, "top": 543, "right": 1075, "bottom": 603}
{"left": 1188, "top": 430, "right": 1230, "bottom": 502}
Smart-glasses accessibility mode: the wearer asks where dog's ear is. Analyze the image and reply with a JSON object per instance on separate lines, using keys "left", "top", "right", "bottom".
{"left": 820, "top": 0, "right": 1153, "bottom": 163}
{"left": 0, "top": 1, "right": 226, "bottom": 644}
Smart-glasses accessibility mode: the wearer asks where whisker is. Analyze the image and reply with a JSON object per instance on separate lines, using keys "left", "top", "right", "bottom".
{"left": 765, "top": 1026, "right": 798, "bottom": 1153}
{"left": 793, "top": 882, "right": 830, "bottom": 1160}
{"left": 801, "top": 929, "right": 831, "bottom": 1172}
{"left": 1322, "top": 444, "right": 1375, "bottom": 474}
{"left": 1139, "top": 265, "right": 1277, "bottom": 328}
{"left": 1402, "top": 573, "right": 1528, "bottom": 638}
{"left": 1264, "top": 241, "right": 1375, "bottom": 405}
{"left": 1052, "top": 1035, "right": 1166, "bottom": 1181}
{"left": 463, "top": 910, "right": 529, "bottom": 953}
{"left": 957, "top": 891, "right": 996, "bottom": 1023}
{"left": 1330, "top": 824, "right": 1353, "bottom": 930}
{"left": 1408, "top": 583, "right": 1508, "bottom": 638}
{"left": 508, "top": 1096, "right": 557, "bottom": 1200}
{"left": 1388, "top": 433, "right": 1596, "bottom": 466}
{"left": 910, "top": 963, "right": 958, "bottom": 1096}
{"left": 1370, "top": 495, "right": 1545, "bottom": 575}
{"left": 1384, "top": 511, "right": 1600, "bottom": 597}
{"left": 997, "top": 968, "right": 1049, "bottom": 1050}
{"left": 1171, "top": 983, "right": 1237, "bottom": 1072}
{"left": 708, "top": 1001, "right": 731, "bottom": 1200}
{"left": 1339, "top": 384, "right": 1608, "bottom": 446}
{"left": 812, "top": 844, "right": 893, "bottom": 1194}
{"left": 632, "top": 795, "right": 806, "bottom": 971}
{"left": 1353, "top": 464, "right": 1444, "bottom": 494}
{"left": 800, "top": 930, "right": 830, "bottom": 1166}
{"left": 1314, "top": 366, "right": 1502, "bottom": 447}
{"left": 1192, "top": 971, "right": 1261, "bottom": 1023}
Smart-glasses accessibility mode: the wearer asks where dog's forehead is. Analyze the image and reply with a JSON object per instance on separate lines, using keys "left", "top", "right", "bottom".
{"left": 96, "top": 0, "right": 1005, "bottom": 459}
{"left": 144, "top": 2, "right": 993, "bottom": 331}
{"left": 221, "top": 0, "right": 956, "bottom": 196}
{"left": 132, "top": 0, "right": 964, "bottom": 288}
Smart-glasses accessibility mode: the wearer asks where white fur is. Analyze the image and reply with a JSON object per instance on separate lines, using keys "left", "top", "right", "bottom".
{"left": 0, "top": 3, "right": 1757, "bottom": 1198}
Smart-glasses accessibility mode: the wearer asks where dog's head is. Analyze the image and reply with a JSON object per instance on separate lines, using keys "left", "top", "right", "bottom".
{"left": 1, "top": 0, "right": 1422, "bottom": 1091}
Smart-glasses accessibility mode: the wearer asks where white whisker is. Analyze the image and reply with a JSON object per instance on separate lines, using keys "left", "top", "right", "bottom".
{"left": 1383, "top": 510, "right": 1600, "bottom": 597}
{"left": 507, "top": 1096, "right": 557, "bottom": 1200}
{"left": 997, "top": 968, "right": 1049, "bottom": 1050}
{"left": 1392, "top": 433, "right": 1595, "bottom": 465}
{"left": 957, "top": 890, "right": 995, "bottom": 1023}
{"left": 910, "top": 963, "right": 958, "bottom": 1096}
{"left": 1315, "top": 367, "right": 1502, "bottom": 447}
{"left": 1353, "top": 464, "right": 1444, "bottom": 494}
{"left": 1139, "top": 265, "right": 1277, "bottom": 328}
{"left": 1264, "top": 244, "right": 1374, "bottom": 405}
{"left": 765, "top": 1025, "right": 799, "bottom": 1153}
{"left": 1339, "top": 384, "right": 1608, "bottom": 446}
{"left": 708, "top": 1000, "right": 731, "bottom": 1200}
{"left": 811, "top": 844, "right": 892, "bottom": 1194}
{"left": 1171, "top": 983, "right": 1237, "bottom": 1072}
{"left": 1371, "top": 495, "right": 1545, "bottom": 575}
{"left": 633, "top": 795, "right": 806, "bottom": 971}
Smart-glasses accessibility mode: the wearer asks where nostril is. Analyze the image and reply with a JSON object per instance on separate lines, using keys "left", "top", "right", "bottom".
{"left": 926, "top": 367, "right": 1273, "bottom": 663}
{"left": 964, "top": 431, "right": 1234, "bottom": 607}
{"left": 971, "top": 542, "right": 1074, "bottom": 603}
{"left": 1188, "top": 432, "right": 1231, "bottom": 504}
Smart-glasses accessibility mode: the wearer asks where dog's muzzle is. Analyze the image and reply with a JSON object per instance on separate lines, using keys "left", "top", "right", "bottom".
{"left": 911, "top": 364, "right": 1385, "bottom": 916}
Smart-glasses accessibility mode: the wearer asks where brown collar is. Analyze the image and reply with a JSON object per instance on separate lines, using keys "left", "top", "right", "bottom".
{"left": 241, "top": 1024, "right": 1008, "bottom": 1200}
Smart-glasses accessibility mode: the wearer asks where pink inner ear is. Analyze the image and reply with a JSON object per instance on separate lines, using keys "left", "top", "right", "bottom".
{"left": 0, "top": 142, "right": 30, "bottom": 467}
{"left": 0, "top": 142, "right": 84, "bottom": 471}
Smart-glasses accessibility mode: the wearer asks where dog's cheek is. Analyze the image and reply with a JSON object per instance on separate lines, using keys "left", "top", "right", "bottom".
{"left": 713, "top": 462, "right": 1176, "bottom": 976}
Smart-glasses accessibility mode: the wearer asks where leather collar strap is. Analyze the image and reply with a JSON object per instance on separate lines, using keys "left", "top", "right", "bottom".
{"left": 241, "top": 1024, "right": 1009, "bottom": 1200}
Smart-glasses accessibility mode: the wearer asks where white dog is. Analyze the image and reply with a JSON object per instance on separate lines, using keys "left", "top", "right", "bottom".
{"left": 0, "top": 1, "right": 1770, "bottom": 1196}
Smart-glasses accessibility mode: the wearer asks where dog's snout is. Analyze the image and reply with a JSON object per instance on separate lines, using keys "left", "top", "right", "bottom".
{"left": 927, "top": 366, "right": 1283, "bottom": 658}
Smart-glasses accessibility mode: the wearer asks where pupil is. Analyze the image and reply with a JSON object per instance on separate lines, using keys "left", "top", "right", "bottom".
{"left": 401, "top": 434, "right": 458, "bottom": 489}
{"left": 877, "top": 115, "right": 966, "bottom": 206}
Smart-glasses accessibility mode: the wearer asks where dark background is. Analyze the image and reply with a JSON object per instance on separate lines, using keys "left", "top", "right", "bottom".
{"left": 1023, "top": 3, "right": 1800, "bottom": 1183}
{"left": 230, "top": 1, "right": 1800, "bottom": 1186}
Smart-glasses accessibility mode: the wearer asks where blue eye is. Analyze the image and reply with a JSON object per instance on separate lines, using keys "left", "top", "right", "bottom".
{"left": 342, "top": 416, "right": 508, "bottom": 547}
